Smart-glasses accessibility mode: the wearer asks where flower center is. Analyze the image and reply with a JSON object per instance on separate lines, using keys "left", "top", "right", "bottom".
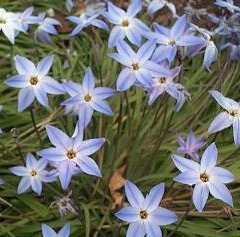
{"left": 168, "top": 39, "right": 176, "bottom": 46}
{"left": 132, "top": 63, "right": 140, "bottom": 71}
{"left": 228, "top": 109, "right": 239, "bottom": 117}
{"left": 122, "top": 20, "right": 129, "bottom": 27}
{"left": 60, "top": 199, "right": 68, "bottom": 207}
{"left": 0, "top": 18, "right": 6, "bottom": 24}
{"left": 30, "top": 76, "right": 38, "bottom": 85}
{"left": 200, "top": 173, "right": 209, "bottom": 182}
{"left": 139, "top": 210, "right": 148, "bottom": 219}
{"left": 158, "top": 77, "right": 166, "bottom": 84}
{"left": 66, "top": 149, "right": 76, "bottom": 160}
{"left": 30, "top": 170, "right": 37, "bottom": 176}
{"left": 84, "top": 94, "right": 92, "bottom": 102}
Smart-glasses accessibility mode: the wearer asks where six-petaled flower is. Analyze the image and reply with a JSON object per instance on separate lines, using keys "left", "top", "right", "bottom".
{"left": 9, "top": 153, "right": 56, "bottom": 195}
{"left": 208, "top": 90, "right": 240, "bottom": 145}
{"left": 5, "top": 55, "right": 65, "bottom": 111}
{"left": 37, "top": 123, "right": 105, "bottom": 189}
{"left": 115, "top": 180, "right": 178, "bottom": 237}
{"left": 172, "top": 143, "right": 235, "bottom": 212}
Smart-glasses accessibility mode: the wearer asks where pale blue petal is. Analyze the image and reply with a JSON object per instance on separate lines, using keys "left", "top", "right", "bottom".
{"left": 82, "top": 67, "right": 95, "bottom": 94}
{"left": 18, "top": 87, "right": 35, "bottom": 112}
{"left": 34, "top": 86, "right": 49, "bottom": 107}
{"left": 116, "top": 40, "right": 136, "bottom": 59}
{"left": 208, "top": 181, "right": 233, "bottom": 206}
{"left": 37, "top": 148, "right": 66, "bottom": 162}
{"left": 115, "top": 206, "right": 139, "bottom": 223}
{"left": 125, "top": 26, "right": 142, "bottom": 46}
{"left": 203, "top": 42, "right": 218, "bottom": 71}
{"left": 132, "top": 18, "right": 150, "bottom": 34}
{"left": 41, "top": 224, "right": 57, "bottom": 237}
{"left": 77, "top": 156, "right": 102, "bottom": 177}
{"left": 151, "top": 45, "right": 172, "bottom": 63}
{"left": 67, "top": 16, "right": 81, "bottom": 24}
{"left": 2, "top": 25, "right": 15, "bottom": 44}
{"left": 186, "top": 131, "right": 196, "bottom": 148}
{"left": 166, "top": 46, "right": 177, "bottom": 62}
{"left": 209, "top": 90, "right": 232, "bottom": 109}
{"left": 61, "top": 95, "right": 83, "bottom": 106}
{"left": 171, "top": 15, "right": 188, "bottom": 39}
{"left": 72, "top": 120, "right": 84, "bottom": 140}
{"left": 37, "top": 55, "right": 54, "bottom": 76}
{"left": 211, "top": 167, "right": 235, "bottom": 183}
{"left": 14, "top": 55, "right": 36, "bottom": 75}
{"left": 143, "top": 183, "right": 164, "bottom": 211}
{"left": 108, "top": 26, "right": 125, "bottom": 48}
{"left": 176, "top": 133, "right": 185, "bottom": 147}
{"left": 91, "top": 99, "right": 113, "bottom": 115}
{"left": 78, "top": 104, "right": 94, "bottom": 128}
{"left": 26, "top": 153, "right": 37, "bottom": 169}
{"left": 107, "top": 2, "right": 126, "bottom": 22}
{"left": 126, "top": 222, "right": 146, "bottom": 237}
{"left": 127, "top": 0, "right": 142, "bottom": 17}
{"left": 17, "top": 177, "right": 31, "bottom": 194}
{"left": 148, "top": 87, "right": 164, "bottom": 105}
{"left": 91, "top": 19, "right": 109, "bottom": 31}
{"left": 31, "top": 177, "right": 42, "bottom": 195}
{"left": 193, "top": 183, "right": 209, "bottom": 212}
{"left": 46, "top": 125, "right": 71, "bottom": 150}
{"left": 77, "top": 138, "right": 105, "bottom": 155}
{"left": 148, "top": 0, "right": 164, "bottom": 15}
{"left": 108, "top": 53, "right": 131, "bottom": 67}
{"left": 150, "top": 207, "right": 178, "bottom": 226}
{"left": 5, "top": 75, "right": 29, "bottom": 88}
{"left": 42, "top": 76, "right": 65, "bottom": 94}
{"left": 153, "top": 23, "right": 170, "bottom": 36}
{"left": 94, "top": 87, "right": 115, "bottom": 99}
{"left": 69, "top": 24, "right": 84, "bottom": 36}
{"left": 135, "top": 68, "right": 152, "bottom": 88}
{"left": 41, "top": 170, "right": 58, "bottom": 182}
{"left": 137, "top": 41, "right": 156, "bottom": 64}
{"left": 233, "top": 117, "right": 240, "bottom": 145}
{"left": 58, "top": 223, "right": 71, "bottom": 237}
{"left": 59, "top": 161, "right": 75, "bottom": 189}
{"left": 124, "top": 180, "right": 145, "bottom": 208}
{"left": 208, "top": 112, "right": 232, "bottom": 134}
{"left": 171, "top": 155, "right": 199, "bottom": 172}
{"left": 9, "top": 166, "right": 29, "bottom": 176}
{"left": 117, "top": 68, "right": 136, "bottom": 91}
{"left": 174, "top": 171, "right": 199, "bottom": 185}
{"left": 145, "top": 221, "right": 162, "bottom": 237}
{"left": 201, "top": 143, "right": 218, "bottom": 172}
{"left": 152, "top": 33, "right": 169, "bottom": 45}
{"left": 177, "top": 35, "right": 205, "bottom": 47}
{"left": 63, "top": 81, "right": 82, "bottom": 96}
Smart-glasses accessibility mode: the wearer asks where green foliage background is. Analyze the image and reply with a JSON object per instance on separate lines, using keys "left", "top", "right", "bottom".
{"left": 0, "top": 1, "right": 240, "bottom": 236}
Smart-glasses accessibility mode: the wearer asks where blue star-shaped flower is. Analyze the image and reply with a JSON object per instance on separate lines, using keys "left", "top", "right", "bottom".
{"left": 109, "top": 40, "right": 161, "bottom": 91}
{"left": 172, "top": 143, "right": 235, "bottom": 212}
{"left": 115, "top": 180, "right": 177, "bottom": 237}
{"left": 104, "top": 0, "right": 150, "bottom": 47}
{"left": 61, "top": 67, "right": 115, "bottom": 128}
{"left": 37, "top": 122, "right": 105, "bottom": 189}
{"left": 208, "top": 90, "right": 240, "bottom": 145}
{"left": 150, "top": 15, "right": 205, "bottom": 63}
{"left": 5, "top": 55, "right": 65, "bottom": 112}
{"left": 9, "top": 153, "right": 56, "bottom": 195}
